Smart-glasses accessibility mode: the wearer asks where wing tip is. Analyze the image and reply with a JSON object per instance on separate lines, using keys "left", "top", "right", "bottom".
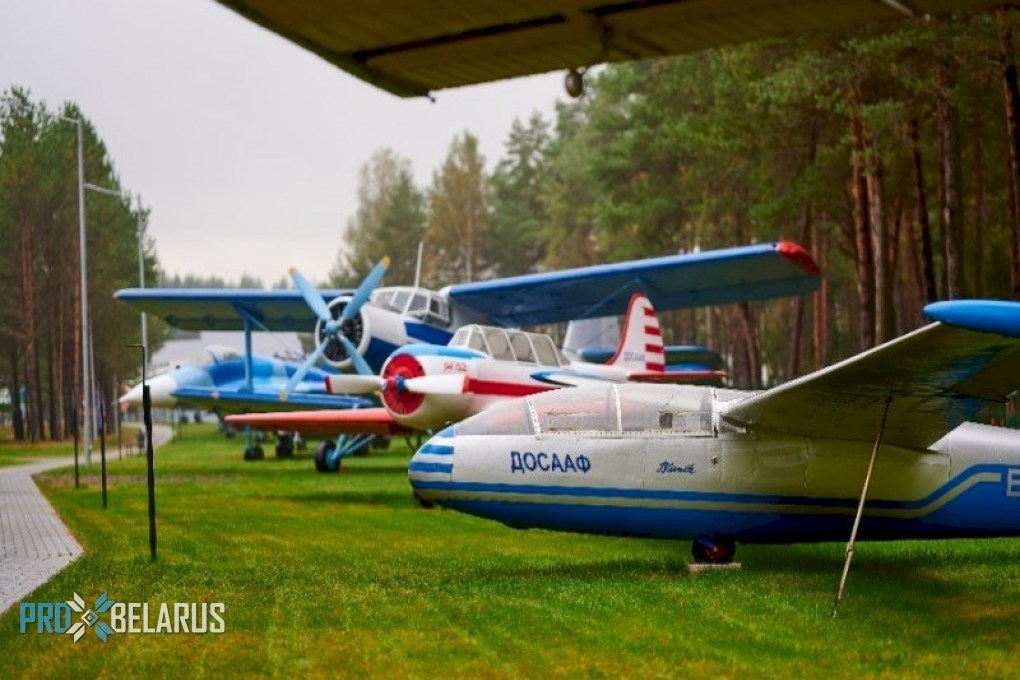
{"left": 925, "top": 300, "right": 1020, "bottom": 338}
{"left": 776, "top": 241, "right": 821, "bottom": 275}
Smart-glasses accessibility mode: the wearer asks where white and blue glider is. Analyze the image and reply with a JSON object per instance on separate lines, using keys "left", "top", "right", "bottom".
{"left": 411, "top": 300, "right": 1020, "bottom": 572}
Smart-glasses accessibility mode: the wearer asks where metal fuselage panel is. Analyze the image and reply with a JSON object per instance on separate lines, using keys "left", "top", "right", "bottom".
{"left": 409, "top": 425, "right": 1020, "bottom": 544}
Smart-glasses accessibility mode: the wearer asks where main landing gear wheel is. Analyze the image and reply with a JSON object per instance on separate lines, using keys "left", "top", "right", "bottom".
{"left": 275, "top": 433, "right": 294, "bottom": 458}
{"left": 314, "top": 440, "right": 339, "bottom": 473}
{"left": 243, "top": 445, "right": 265, "bottom": 461}
{"left": 691, "top": 537, "right": 736, "bottom": 564}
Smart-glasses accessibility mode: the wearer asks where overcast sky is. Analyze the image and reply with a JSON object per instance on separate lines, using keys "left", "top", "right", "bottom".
{"left": 1, "top": 0, "right": 566, "bottom": 286}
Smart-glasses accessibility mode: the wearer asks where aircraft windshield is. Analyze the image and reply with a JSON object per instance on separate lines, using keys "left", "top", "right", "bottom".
{"left": 372, "top": 287, "right": 451, "bottom": 326}
{"left": 448, "top": 325, "right": 563, "bottom": 366}
{"left": 456, "top": 384, "right": 712, "bottom": 437}
{"left": 193, "top": 345, "right": 241, "bottom": 366}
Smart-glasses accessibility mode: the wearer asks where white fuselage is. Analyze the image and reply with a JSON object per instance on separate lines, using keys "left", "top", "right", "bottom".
{"left": 410, "top": 385, "right": 1020, "bottom": 544}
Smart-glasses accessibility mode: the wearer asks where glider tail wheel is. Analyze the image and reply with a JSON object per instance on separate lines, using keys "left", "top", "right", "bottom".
{"left": 284, "top": 257, "right": 390, "bottom": 394}
{"left": 691, "top": 536, "right": 736, "bottom": 564}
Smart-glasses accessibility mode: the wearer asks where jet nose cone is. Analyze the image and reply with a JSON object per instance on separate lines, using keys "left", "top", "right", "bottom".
{"left": 119, "top": 384, "right": 144, "bottom": 407}
{"left": 141, "top": 374, "right": 178, "bottom": 408}
{"left": 409, "top": 426, "right": 456, "bottom": 500}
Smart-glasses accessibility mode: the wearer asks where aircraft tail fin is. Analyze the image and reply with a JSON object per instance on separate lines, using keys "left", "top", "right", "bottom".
{"left": 607, "top": 293, "right": 664, "bottom": 372}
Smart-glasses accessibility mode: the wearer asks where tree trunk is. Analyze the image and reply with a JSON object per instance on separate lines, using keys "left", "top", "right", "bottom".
{"left": 813, "top": 228, "right": 828, "bottom": 371}
{"left": 999, "top": 7, "right": 1020, "bottom": 298}
{"left": 972, "top": 87, "right": 987, "bottom": 298}
{"left": 850, "top": 112, "right": 875, "bottom": 350}
{"left": 19, "top": 216, "right": 40, "bottom": 441}
{"left": 738, "top": 303, "right": 760, "bottom": 388}
{"left": 47, "top": 339, "right": 59, "bottom": 440}
{"left": 936, "top": 53, "right": 963, "bottom": 300}
{"left": 865, "top": 150, "right": 890, "bottom": 343}
{"left": 9, "top": 351, "right": 25, "bottom": 440}
{"left": 908, "top": 119, "right": 937, "bottom": 303}
{"left": 787, "top": 197, "right": 812, "bottom": 379}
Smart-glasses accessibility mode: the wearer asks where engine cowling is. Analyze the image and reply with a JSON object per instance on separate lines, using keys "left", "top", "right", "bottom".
{"left": 314, "top": 296, "right": 372, "bottom": 370}
{"left": 379, "top": 351, "right": 474, "bottom": 430}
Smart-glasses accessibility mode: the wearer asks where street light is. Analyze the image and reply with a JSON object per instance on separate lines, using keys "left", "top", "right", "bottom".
{"left": 59, "top": 115, "right": 92, "bottom": 465}
{"left": 135, "top": 195, "right": 148, "bottom": 358}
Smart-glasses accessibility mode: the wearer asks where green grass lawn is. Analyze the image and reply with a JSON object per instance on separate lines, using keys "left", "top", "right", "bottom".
{"left": 1, "top": 424, "right": 1017, "bottom": 678}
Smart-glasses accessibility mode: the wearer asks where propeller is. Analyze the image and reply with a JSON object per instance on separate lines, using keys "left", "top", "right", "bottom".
{"left": 283, "top": 257, "right": 390, "bottom": 395}
{"left": 402, "top": 375, "right": 466, "bottom": 395}
{"left": 325, "top": 374, "right": 384, "bottom": 394}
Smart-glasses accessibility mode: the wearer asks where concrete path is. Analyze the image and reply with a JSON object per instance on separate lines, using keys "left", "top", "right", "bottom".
{"left": 0, "top": 424, "right": 174, "bottom": 615}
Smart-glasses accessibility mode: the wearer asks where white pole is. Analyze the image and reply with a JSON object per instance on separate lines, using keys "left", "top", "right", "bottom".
{"left": 414, "top": 241, "right": 424, "bottom": 288}
{"left": 75, "top": 118, "right": 92, "bottom": 465}
{"left": 136, "top": 195, "right": 148, "bottom": 357}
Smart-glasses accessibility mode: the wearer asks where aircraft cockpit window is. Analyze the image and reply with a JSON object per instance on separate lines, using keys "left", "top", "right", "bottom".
{"left": 509, "top": 332, "right": 536, "bottom": 363}
{"left": 466, "top": 328, "right": 487, "bottom": 354}
{"left": 392, "top": 290, "right": 411, "bottom": 312}
{"left": 449, "top": 328, "right": 470, "bottom": 347}
{"left": 530, "top": 334, "right": 561, "bottom": 367}
{"left": 483, "top": 328, "right": 515, "bottom": 361}
{"left": 191, "top": 351, "right": 216, "bottom": 367}
{"left": 372, "top": 290, "right": 398, "bottom": 311}
{"left": 408, "top": 292, "right": 429, "bottom": 314}
{"left": 616, "top": 384, "right": 711, "bottom": 433}
{"left": 455, "top": 398, "right": 534, "bottom": 436}
{"left": 421, "top": 293, "right": 451, "bottom": 327}
{"left": 532, "top": 387, "right": 618, "bottom": 433}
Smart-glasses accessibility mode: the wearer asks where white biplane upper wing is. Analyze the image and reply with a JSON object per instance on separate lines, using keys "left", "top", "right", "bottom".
{"left": 719, "top": 301, "right": 1020, "bottom": 450}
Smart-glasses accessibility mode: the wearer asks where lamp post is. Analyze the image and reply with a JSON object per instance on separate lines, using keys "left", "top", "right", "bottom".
{"left": 83, "top": 181, "right": 130, "bottom": 461}
{"left": 60, "top": 115, "right": 92, "bottom": 465}
{"left": 136, "top": 195, "right": 148, "bottom": 358}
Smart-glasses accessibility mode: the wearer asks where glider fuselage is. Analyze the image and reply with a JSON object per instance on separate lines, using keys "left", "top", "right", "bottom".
{"left": 409, "top": 387, "right": 1020, "bottom": 544}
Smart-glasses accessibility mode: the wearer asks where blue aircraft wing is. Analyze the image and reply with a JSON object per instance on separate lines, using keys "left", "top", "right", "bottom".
{"left": 719, "top": 300, "right": 1020, "bottom": 450}
{"left": 446, "top": 241, "right": 819, "bottom": 327}
{"left": 171, "top": 387, "right": 375, "bottom": 412}
{"left": 114, "top": 288, "right": 354, "bottom": 331}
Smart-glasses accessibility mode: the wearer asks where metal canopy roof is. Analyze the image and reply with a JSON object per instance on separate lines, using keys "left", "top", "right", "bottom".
{"left": 214, "top": 1, "right": 1000, "bottom": 97}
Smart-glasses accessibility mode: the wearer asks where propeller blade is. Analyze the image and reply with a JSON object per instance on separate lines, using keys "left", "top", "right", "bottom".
{"left": 338, "top": 335, "right": 373, "bottom": 376}
{"left": 342, "top": 256, "right": 390, "bottom": 324}
{"left": 284, "top": 338, "right": 331, "bottom": 394}
{"left": 403, "top": 374, "right": 466, "bottom": 395}
{"left": 325, "top": 374, "right": 384, "bottom": 394}
{"left": 290, "top": 267, "right": 333, "bottom": 322}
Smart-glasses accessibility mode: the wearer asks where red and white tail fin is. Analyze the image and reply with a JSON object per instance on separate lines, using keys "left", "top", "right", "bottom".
{"left": 607, "top": 293, "right": 665, "bottom": 372}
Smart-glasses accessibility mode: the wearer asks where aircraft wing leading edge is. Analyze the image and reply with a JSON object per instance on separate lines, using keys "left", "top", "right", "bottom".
{"left": 114, "top": 288, "right": 355, "bottom": 331}
{"left": 226, "top": 408, "right": 411, "bottom": 437}
{"left": 719, "top": 301, "right": 1020, "bottom": 450}
{"left": 448, "top": 241, "right": 820, "bottom": 327}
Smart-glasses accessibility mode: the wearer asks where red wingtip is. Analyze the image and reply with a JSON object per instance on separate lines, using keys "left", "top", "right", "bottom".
{"left": 776, "top": 241, "right": 821, "bottom": 275}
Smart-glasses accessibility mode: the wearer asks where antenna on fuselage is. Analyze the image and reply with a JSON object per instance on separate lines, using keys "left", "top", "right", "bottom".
{"left": 414, "top": 241, "right": 425, "bottom": 288}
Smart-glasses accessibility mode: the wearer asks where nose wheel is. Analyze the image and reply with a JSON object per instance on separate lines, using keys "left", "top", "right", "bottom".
{"left": 691, "top": 536, "right": 736, "bottom": 564}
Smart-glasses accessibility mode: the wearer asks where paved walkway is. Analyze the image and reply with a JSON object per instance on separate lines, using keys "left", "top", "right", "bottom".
{"left": 0, "top": 424, "right": 174, "bottom": 615}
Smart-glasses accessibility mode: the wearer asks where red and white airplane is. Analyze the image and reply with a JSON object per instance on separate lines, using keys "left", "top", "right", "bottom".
{"left": 226, "top": 293, "right": 723, "bottom": 444}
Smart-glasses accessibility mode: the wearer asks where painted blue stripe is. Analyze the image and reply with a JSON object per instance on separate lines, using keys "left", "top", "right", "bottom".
{"left": 397, "top": 344, "right": 484, "bottom": 359}
{"left": 441, "top": 498, "right": 1020, "bottom": 543}
{"left": 404, "top": 322, "right": 455, "bottom": 346}
{"left": 417, "top": 443, "right": 454, "bottom": 456}
{"left": 437, "top": 426, "right": 456, "bottom": 438}
{"left": 410, "top": 464, "right": 1011, "bottom": 511}
{"left": 409, "top": 462, "right": 453, "bottom": 474}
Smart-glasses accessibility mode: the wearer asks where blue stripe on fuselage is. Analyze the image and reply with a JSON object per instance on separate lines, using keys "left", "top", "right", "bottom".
{"left": 404, "top": 322, "right": 454, "bottom": 346}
